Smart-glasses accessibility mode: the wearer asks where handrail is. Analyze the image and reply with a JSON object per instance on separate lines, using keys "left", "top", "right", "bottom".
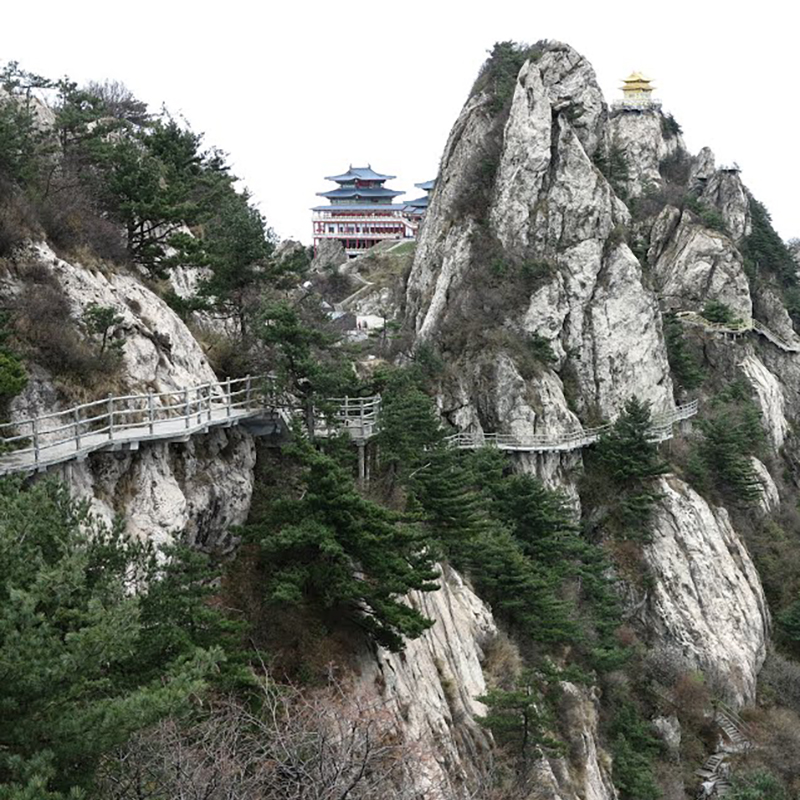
{"left": 447, "top": 400, "right": 698, "bottom": 453}
{"left": 0, "top": 375, "right": 383, "bottom": 476}
{"left": 676, "top": 311, "right": 800, "bottom": 353}
{"left": 0, "top": 367, "right": 698, "bottom": 472}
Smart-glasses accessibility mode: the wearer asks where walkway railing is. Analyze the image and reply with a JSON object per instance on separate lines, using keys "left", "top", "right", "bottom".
{"left": 0, "top": 375, "right": 382, "bottom": 477}
{"left": 446, "top": 400, "right": 698, "bottom": 453}
{"left": 676, "top": 311, "right": 800, "bottom": 353}
{"left": 0, "top": 370, "right": 697, "bottom": 473}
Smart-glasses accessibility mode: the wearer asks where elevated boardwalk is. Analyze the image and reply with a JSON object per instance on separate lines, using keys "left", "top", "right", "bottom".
{"left": 676, "top": 311, "right": 800, "bottom": 353}
{"left": 447, "top": 401, "right": 698, "bottom": 453}
{"left": 0, "top": 373, "right": 698, "bottom": 476}
{"left": 0, "top": 376, "right": 380, "bottom": 478}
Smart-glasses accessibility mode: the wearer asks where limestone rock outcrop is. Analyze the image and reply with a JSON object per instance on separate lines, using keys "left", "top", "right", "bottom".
{"left": 609, "top": 107, "right": 683, "bottom": 197}
{"left": 357, "top": 565, "right": 496, "bottom": 798}
{"left": 643, "top": 476, "right": 769, "bottom": 707}
{"left": 406, "top": 42, "right": 674, "bottom": 442}
{"left": 650, "top": 213, "right": 752, "bottom": 318}
{"left": 5, "top": 242, "right": 256, "bottom": 549}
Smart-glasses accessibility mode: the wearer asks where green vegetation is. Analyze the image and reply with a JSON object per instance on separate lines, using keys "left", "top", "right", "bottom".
{"left": 0, "top": 60, "right": 274, "bottom": 284}
{"left": 454, "top": 40, "right": 545, "bottom": 220}
{"left": 254, "top": 300, "right": 355, "bottom": 433}
{"left": 727, "top": 770, "right": 788, "bottom": 800}
{"left": 606, "top": 694, "right": 662, "bottom": 800}
{"left": 594, "top": 145, "right": 630, "bottom": 200}
{"left": 702, "top": 299, "right": 741, "bottom": 326}
{"left": 240, "top": 436, "right": 438, "bottom": 651}
{"left": 687, "top": 379, "right": 764, "bottom": 505}
{"left": 471, "top": 40, "right": 545, "bottom": 115}
{"left": 777, "top": 595, "right": 800, "bottom": 655}
{"left": 663, "top": 313, "right": 704, "bottom": 391}
{"left": 658, "top": 149, "right": 692, "bottom": 185}
{"left": 741, "top": 196, "right": 800, "bottom": 329}
{"left": 0, "top": 314, "right": 26, "bottom": 405}
{"left": 583, "top": 397, "right": 668, "bottom": 543}
{"left": 0, "top": 479, "right": 247, "bottom": 798}
{"left": 375, "top": 370, "right": 626, "bottom": 670}
{"left": 684, "top": 193, "right": 729, "bottom": 234}
{"left": 660, "top": 112, "right": 682, "bottom": 139}
{"left": 82, "top": 303, "right": 124, "bottom": 356}
{"left": 477, "top": 671, "right": 563, "bottom": 761}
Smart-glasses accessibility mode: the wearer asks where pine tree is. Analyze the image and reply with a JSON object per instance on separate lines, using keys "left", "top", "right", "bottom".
{"left": 196, "top": 191, "right": 276, "bottom": 337}
{"left": 243, "top": 438, "right": 439, "bottom": 651}
{"left": 254, "top": 301, "right": 355, "bottom": 437}
{"left": 0, "top": 479, "right": 241, "bottom": 797}
{"left": 477, "top": 670, "right": 563, "bottom": 763}
{"left": 588, "top": 396, "right": 668, "bottom": 541}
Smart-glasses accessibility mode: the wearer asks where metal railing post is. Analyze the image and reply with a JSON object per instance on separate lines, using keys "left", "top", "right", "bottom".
{"left": 208, "top": 384, "right": 213, "bottom": 422}
{"left": 148, "top": 392, "right": 154, "bottom": 435}
{"left": 226, "top": 377, "right": 232, "bottom": 418}
{"left": 32, "top": 418, "right": 40, "bottom": 465}
{"left": 73, "top": 408, "right": 81, "bottom": 451}
{"left": 245, "top": 375, "right": 252, "bottom": 408}
{"left": 107, "top": 394, "right": 114, "bottom": 440}
{"left": 197, "top": 386, "right": 203, "bottom": 425}
{"left": 184, "top": 387, "right": 190, "bottom": 429}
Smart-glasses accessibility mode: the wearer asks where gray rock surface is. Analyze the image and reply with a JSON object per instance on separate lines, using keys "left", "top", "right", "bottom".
{"left": 311, "top": 238, "right": 348, "bottom": 271}
{"left": 644, "top": 477, "right": 769, "bottom": 707}
{"left": 6, "top": 242, "right": 257, "bottom": 550}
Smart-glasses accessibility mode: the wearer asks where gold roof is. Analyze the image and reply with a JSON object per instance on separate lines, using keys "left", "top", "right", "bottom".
{"left": 622, "top": 71, "right": 652, "bottom": 84}
{"left": 620, "top": 71, "right": 655, "bottom": 92}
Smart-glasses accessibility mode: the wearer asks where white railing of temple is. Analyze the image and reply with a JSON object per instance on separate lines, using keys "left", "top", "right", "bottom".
{"left": 446, "top": 400, "right": 698, "bottom": 453}
{"left": 676, "top": 311, "right": 800, "bottom": 353}
{"left": 0, "top": 375, "right": 382, "bottom": 476}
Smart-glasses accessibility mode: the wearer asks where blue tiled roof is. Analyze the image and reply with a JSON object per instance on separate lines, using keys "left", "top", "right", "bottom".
{"left": 414, "top": 179, "right": 436, "bottom": 191}
{"left": 317, "top": 187, "right": 405, "bottom": 200}
{"left": 405, "top": 195, "right": 429, "bottom": 209}
{"left": 324, "top": 165, "right": 396, "bottom": 182}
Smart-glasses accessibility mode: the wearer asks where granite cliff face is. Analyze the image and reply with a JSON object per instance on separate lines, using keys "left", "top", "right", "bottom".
{"left": 3, "top": 242, "right": 256, "bottom": 549}
{"left": 407, "top": 44, "right": 674, "bottom": 456}
{"left": 395, "top": 38, "right": 800, "bottom": 794}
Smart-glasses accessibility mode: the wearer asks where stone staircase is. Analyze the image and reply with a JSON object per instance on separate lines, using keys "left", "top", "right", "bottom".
{"left": 695, "top": 704, "right": 754, "bottom": 797}
{"left": 651, "top": 684, "right": 753, "bottom": 798}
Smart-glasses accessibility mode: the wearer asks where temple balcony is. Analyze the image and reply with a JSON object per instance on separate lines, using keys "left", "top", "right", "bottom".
{"left": 611, "top": 98, "right": 662, "bottom": 110}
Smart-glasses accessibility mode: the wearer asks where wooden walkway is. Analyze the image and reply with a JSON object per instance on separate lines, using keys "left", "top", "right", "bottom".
{"left": 676, "top": 311, "right": 800, "bottom": 353}
{"left": 0, "top": 376, "right": 380, "bottom": 478}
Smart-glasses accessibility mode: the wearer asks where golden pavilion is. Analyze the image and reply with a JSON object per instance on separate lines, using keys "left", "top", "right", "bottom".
{"left": 616, "top": 71, "right": 661, "bottom": 109}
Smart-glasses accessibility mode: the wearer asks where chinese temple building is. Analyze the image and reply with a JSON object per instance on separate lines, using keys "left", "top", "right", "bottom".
{"left": 614, "top": 71, "right": 661, "bottom": 110}
{"left": 312, "top": 165, "right": 417, "bottom": 257}
{"left": 403, "top": 179, "right": 436, "bottom": 227}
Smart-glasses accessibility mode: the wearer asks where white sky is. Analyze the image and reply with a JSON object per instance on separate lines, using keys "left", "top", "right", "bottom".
{"left": 1, "top": 0, "right": 798, "bottom": 242}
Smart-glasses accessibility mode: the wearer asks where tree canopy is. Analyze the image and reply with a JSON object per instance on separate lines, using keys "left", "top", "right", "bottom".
{"left": 0, "top": 479, "right": 247, "bottom": 798}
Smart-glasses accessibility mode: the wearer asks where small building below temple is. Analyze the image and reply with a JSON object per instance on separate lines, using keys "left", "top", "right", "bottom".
{"left": 312, "top": 166, "right": 434, "bottom": 257}
{"left": 402, "top": 179, "right": 436, "bottom": 227}
{"left": 613, "top": 72, "right": 662, "bottom": 110}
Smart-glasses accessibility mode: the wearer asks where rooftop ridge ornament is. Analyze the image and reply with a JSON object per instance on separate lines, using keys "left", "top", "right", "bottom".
{"left": 613, "top": 70, "right": 662, "bottom": 110}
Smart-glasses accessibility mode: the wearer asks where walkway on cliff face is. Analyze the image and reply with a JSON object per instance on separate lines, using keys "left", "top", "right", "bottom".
{"left": 0, "top": 376, "right": 379, "bottom": 477}
{"left": 676, "top": 311, "right": 800, "bottom": 353}
{"left": 447, "top": 401, "right": 698, "bottom": 452}
{"left": 0, "top": 372, "right": 698, "bottom": 477}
